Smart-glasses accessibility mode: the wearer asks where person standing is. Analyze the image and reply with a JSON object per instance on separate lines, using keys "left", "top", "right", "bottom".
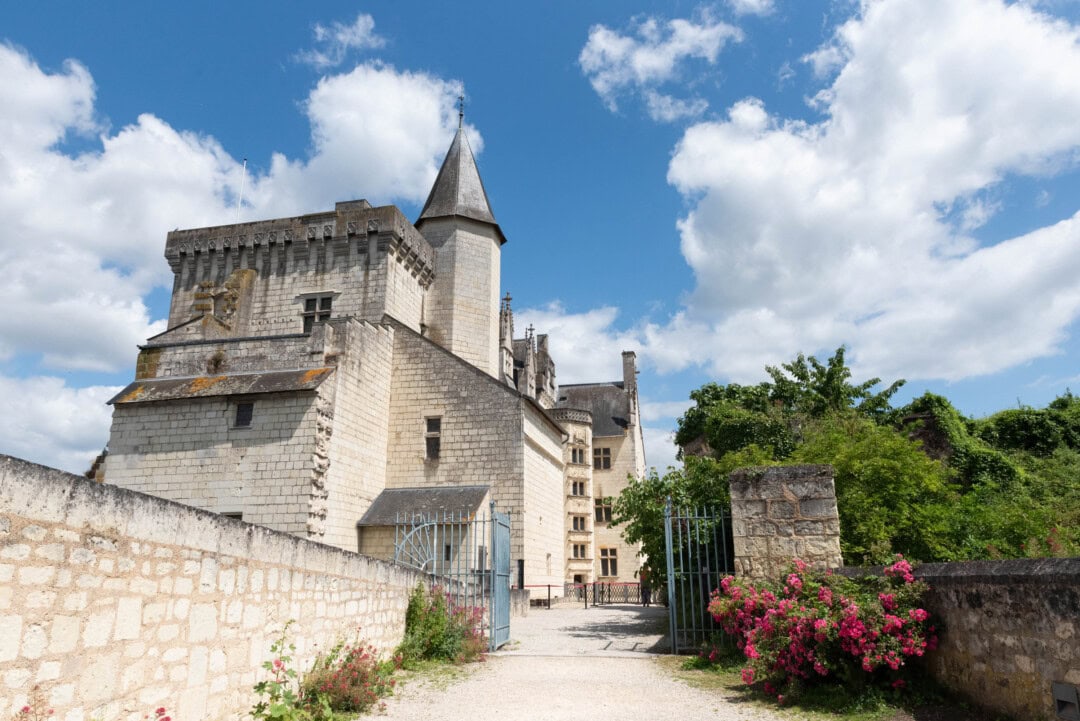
{"left": 639, "top": 566, "right": 652, "bottom": 607}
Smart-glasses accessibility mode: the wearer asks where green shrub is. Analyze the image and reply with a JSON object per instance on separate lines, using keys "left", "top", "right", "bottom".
{"left": 396, "top": 584, "right": 487, "bottom": 666}
{"left": 302, "top": 639, "right": 399, "bottom": 715}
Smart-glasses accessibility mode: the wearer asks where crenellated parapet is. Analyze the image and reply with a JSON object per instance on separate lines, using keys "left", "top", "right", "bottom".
{"left": 164, "top": 200, "right": 435, "bottom": 289}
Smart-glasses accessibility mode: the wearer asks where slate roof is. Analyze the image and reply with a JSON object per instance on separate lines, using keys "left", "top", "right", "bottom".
{"left": 556, "top": 382, "right": 630, "bottom": 438}
{"left": 107, "top": 368, "right": 334, "bottom": 405}
{"left": 357, "top": 486, "right": 491, "bottom": 526}
{"left": 417, "top": 127, "right": 506, "bottom": 244}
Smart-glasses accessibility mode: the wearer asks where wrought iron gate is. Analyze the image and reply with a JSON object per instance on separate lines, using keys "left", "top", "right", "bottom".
{"left": 393, "top": 503, "right": 511, "bottom": 651}
{"left": 663, "top": 500, "right": 734, "bottom": 654}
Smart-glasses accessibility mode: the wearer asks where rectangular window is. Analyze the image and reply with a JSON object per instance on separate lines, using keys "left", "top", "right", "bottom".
{"left": 302, "top": 294, "right": 333, "bottom": 333}
{"left": 594, "top": 498, "right": 612, "bottom": 523}
{"left": 234, "top": 402, "right": 254, "bottom": 428}
{"left": 571, "top": 447, "right": 586, "bottom": 465}
{"left": 571, "top": 481, "right": 586, "bottom": 497}
{"left": 425, "top": 416, "right": 441, "bottom": 461}
{"left": 571, "top": 516, "right": 587, "bottom": 531}
{"left": 444, "top": 544, "right": 452, "bottom": 562}
{"left": 593, "top": 447, "right": 611, "bottom": 470}
{"left": 600, "top": 547, "right": 618, "bottom": 577}
{"left": 572, "top": 544, "right": 586, "bottom": 559}
{"left": 221, "top": 511, "right": 243, "bottom": 521}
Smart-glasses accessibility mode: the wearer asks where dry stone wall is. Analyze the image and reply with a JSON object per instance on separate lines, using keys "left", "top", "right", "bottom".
{"left": 916, "top": 559, "right": 1080, "bottom": 721}
{"left": 0, "top": 455, "right": 426, "bottom": 721}
{"left": 729, "top": 465, "right": 842, "bottom": 579}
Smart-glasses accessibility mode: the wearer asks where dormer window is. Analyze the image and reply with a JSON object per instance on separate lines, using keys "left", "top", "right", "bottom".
{"left": 302, "top": 295, "right": 333, "bottom": 333}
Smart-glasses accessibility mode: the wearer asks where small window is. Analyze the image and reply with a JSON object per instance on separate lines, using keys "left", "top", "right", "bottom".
{"left": 572, "top": 544, "right": 586, "bottom": 559}
{"left": 594, "top": 498, "right": 612, "bottom": 523}
{"left": 572, "top": 516, "right": 587, "bottom": 531}
{"left": 600, "top": 547, "right": 618, "bottom": 577}
{"left": 221, "top": 511, "right": 243, "bottom": 521}
{"left": 235, "top": 402, "right": 254, "bottom": 428}
{"left": 593, "top": 447, "right": 611, "bottom": 470}
{"left": 571, "top": 447, "right": 586, "bottom": 465}
{"left": 444, "top": 544, "right": 452, "bottom": 562}
{"left": 571, "top": 481, "right": 586, "bottom": 497}
{"left": 302, "top": 294, "right": 334, "bottom": 333}
{"left": 425, "top": 416, "right": 441, "bottom": 461}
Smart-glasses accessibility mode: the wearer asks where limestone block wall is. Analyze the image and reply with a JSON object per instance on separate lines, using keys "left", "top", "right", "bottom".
{"left": 134, "top": 335, "right": 315, "bottom": 380}
{"left": 521, "top": 410, "right": 567, "bottom": 588}
{"left": 386, "top": 324, "right": 523, "bottom": 528}
{"left": 592, "top": 431, "right": 644, "bottom": 582}
{"left": 320, "top": 320, "right": 396, "bottom": 550}
{"left": 164, "top": 204, "right": 431, "bottom": 337}
{"left": 729, "top": 465, "right": 842, "bottom": 579}
{"left": 916, "top": 559, "right": 1080, "bottom": 721}
{"left": 0, "top": 455, "right": 427, "bottom": 721}
{"left": 417, "top": 219, "right": 500, "bottom": 376}
{"left": 106, "top": 392, "right": 319, "bottom": 537}
{"left": 553, "top": 410, "right": 593, "bottom": 583}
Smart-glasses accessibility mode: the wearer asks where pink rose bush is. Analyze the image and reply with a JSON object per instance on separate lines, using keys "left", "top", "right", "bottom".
{"left": 707, "top": 556, "right": 938, "bottom": 701}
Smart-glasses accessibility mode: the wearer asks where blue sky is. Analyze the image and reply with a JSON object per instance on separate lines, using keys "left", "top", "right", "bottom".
{"left": 2, "top": 0, "right": 1080, "bottom": 474}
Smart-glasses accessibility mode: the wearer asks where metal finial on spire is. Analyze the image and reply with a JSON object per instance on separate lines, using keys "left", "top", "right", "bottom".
{"left": 457, "top": 94, "right": 465, "bottom": 129}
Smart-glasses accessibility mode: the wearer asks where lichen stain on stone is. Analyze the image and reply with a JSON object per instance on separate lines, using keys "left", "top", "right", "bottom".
{"left": 134, "top": 347, "right": 163, "bottom": 380}
{"left": 189, "top": 375, "right": 227, "bottom": 393}
{"left": 118, "top": 385, "right": 146, "bottom": 403}
{"left": 301, "top": 368, "right": 329, "bottom": 384}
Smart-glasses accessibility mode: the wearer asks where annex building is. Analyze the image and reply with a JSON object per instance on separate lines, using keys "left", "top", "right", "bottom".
{"left": 102, "top": 124, "right": 646, "bottom": 588}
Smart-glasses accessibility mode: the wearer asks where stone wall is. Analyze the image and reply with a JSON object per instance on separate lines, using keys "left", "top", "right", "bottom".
{"left": 914, "top": 558, "right": 1080, "bottom": 721}
{"left": 729, "top": 465, "right": 842, "bottom": 579}
{"left": 0, "top": 455, "right": 428, "bottom": 721}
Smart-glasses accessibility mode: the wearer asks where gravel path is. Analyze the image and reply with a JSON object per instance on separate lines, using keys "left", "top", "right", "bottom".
{"left": 379, "top": 604, "right": 786, "bottom": 721}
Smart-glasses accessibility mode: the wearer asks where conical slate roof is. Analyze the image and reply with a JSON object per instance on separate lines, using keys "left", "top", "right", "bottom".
{"left": 417, "top": 127, "right": 505, "bottom": 243}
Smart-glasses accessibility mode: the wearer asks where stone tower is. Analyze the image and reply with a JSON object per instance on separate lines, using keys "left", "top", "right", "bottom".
{"left": 416, "top": 126, "right": 505, "bottom": 376}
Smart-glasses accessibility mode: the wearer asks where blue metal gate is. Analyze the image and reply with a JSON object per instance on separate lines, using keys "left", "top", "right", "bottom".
{"left": 392, "top": 503, "right": 511, "bottom": 651}
{"left": 490, "top": 509, "right": 511, "bottom": 650}
{"left": 663, "top": 500, "right": 734, "bottom": 654}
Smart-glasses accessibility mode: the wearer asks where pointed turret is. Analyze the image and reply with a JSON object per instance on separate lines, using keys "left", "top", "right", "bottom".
{"left": 416, "top": 115, "right": 506, "bottom": 377}
{"left": 418, "top": 127, "right": 505, "bottom": 244}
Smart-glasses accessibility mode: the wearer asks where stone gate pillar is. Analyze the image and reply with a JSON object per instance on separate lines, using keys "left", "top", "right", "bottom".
{"left": 729, "top": 464, "right": 842, "bottom": 579}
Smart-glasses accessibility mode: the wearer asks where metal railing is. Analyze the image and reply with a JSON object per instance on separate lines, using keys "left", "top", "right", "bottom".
{"left": 663, "top": 501, "right": 735, "bottom": 654}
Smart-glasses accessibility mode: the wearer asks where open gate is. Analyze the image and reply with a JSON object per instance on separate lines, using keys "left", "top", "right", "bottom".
{"left": 663, "top": 500, "right": 734, "bottom": 654}
{"left": 393, "top": 503, "right": 511, "bottom": 651}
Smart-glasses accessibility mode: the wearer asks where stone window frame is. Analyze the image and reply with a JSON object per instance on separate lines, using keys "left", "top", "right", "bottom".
{"left": 599, "top": 547, "right": 618, "bottom": 577}
{"left": 593, "top": 447, "right": 611, "bottom": 470}
{"left": 232, "top": 400, "right": 255, "bottom": 429}
{"left": 425, "top": 416, "right": 442, "bottom": 461}
{"left": 570, "top": 480, "right": 587, "bottom": 497}
{"left": 571, "top": 543, "right": 587, "bottom": 559}
{"left": 571, "top": 515, "right": 588, "bottom": 532}
{"left": 570, "top": 447, "right": 587, "bottom": 465}
{"left": 297, "top": 290, "right": 340, "bottom": 333}
{"left": 594, "top": 497, "right": 613, "bottom": 523}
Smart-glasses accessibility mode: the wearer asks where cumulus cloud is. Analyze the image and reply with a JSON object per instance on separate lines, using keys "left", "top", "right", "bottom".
{"left": 296, "top": 13, "right": 386, "bottom": 69}
{"left": 533, "top": 0, "right": 1080, "bottom": 419}
{"left": 579, "top": 12, "right": 741, "bottom": 121}
{"left": 643, "top": 426, "right": 680, "bottom": 473}
{"left": 0, "top": 375, "right": 120, "bottom": 473}
{"left": 728, "top": 0, "right": 775, "bottom": 16}
{"left": 656, "top": 0, "right": 1080, "bottom": 383}
{"left": 514, "top": 303, "right": 640, "bottom": 385}
{"left": 0, "top": 41, "right": 471, "bottom": 469}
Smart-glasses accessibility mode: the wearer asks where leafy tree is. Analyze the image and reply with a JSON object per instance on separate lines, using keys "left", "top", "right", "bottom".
{"left": 766, "top": 346, "right": 905, "bottom": 421}
{"left": 789, "top": 414, "right": 955, "bottom": 564}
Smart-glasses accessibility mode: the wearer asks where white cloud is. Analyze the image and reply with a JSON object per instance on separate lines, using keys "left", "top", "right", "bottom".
{"left": 643, "top": 426, "right": 680, "bottom": 473}
{"left": 514, "top": 303, "right": 640, "bottom": 385}
{"left": 0, "top": 43, "right": 471, "bottom": 470}
{"left": 659, "top": 0, "right": 1080, "bottom": 383}
{"left": 641, "top": 399, "right": 694, "bottom": 423}
{"left": 579, "top": 13, "right": 741, "bottom": 121}
{"left": 0, "top": 43, "right": 469, "bottom": 376}
{"left": 0, "top": 375, "right": 119, "bottom": 474}
{"left": 296, "top": 13, "right": 385, "bottom": 69}
{"left": 727, "top": 0, "right": 775, "bottom": 16}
